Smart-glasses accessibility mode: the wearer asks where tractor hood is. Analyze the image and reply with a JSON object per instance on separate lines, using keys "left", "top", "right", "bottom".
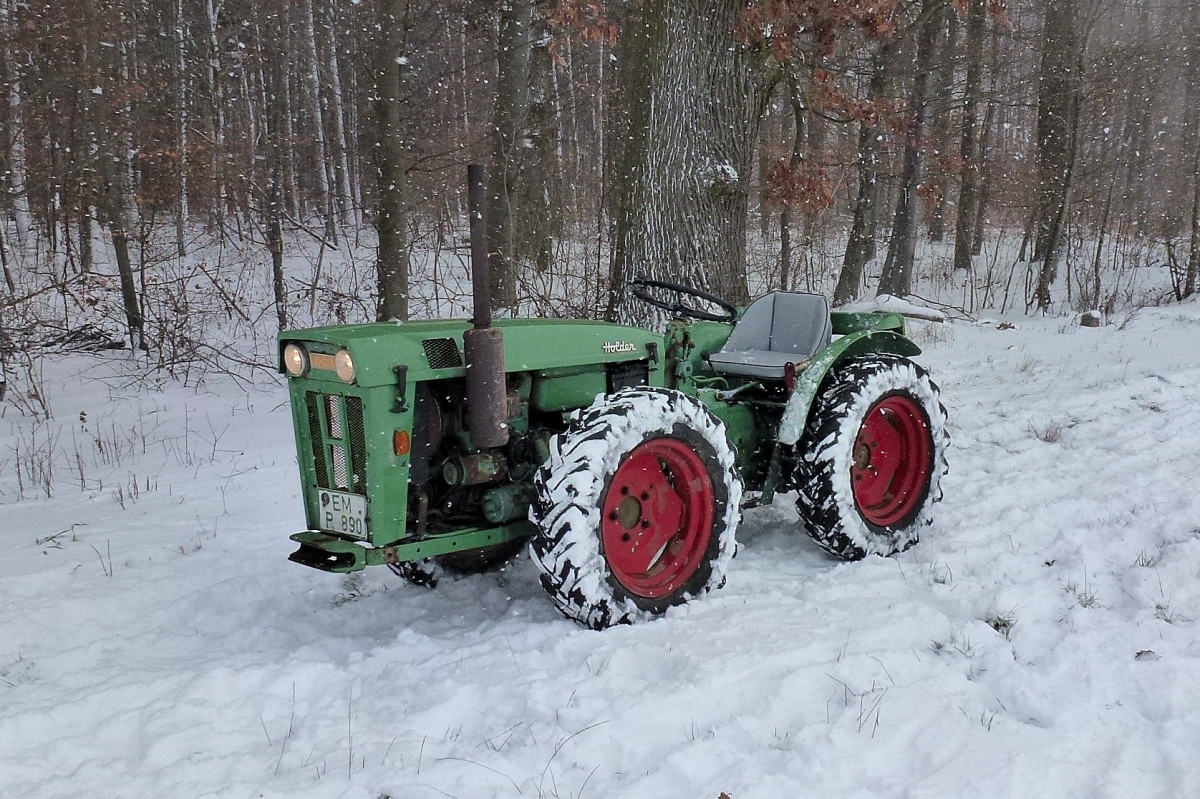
{"left": 279, "top": 318, "right": 663, "bottom": 387}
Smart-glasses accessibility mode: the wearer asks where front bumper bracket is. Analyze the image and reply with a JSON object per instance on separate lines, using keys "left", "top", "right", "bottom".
{"left": 288, "top": 521, "right": 536, "bottom": 574}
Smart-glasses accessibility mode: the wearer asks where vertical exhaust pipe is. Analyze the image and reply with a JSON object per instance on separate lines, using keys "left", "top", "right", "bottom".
{"left": 463, "top": 165, "right": 510, "bottom": 449}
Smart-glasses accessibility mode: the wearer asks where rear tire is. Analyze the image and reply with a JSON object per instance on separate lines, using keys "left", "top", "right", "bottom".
{"left": 795, "top": 354, "right": 948, "bottom": 559}
{"left": 530, "top": 387, "right": 742, "bottom": 629}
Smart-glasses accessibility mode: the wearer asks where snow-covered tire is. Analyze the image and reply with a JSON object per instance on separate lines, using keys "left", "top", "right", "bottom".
{"left": 437, "top": 540, "right": 525, "bottom": 574}
{"left": 389, "top": 540, "right": 524, "bottom": 589}
{"left": 529, "top": 387, "right": 742, "bottom": 629}
{"left": 795, "top": 354, "right": 948, "bottom": 560}
{"left": 388, "top": 559, "right": 442, "bottom": 588}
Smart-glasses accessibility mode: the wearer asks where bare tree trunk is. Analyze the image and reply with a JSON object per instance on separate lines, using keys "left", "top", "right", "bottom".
{"left": 778, "top": 77, "right": 806, "bottom": 292}
{"left": 1188, "top": 142, "right": 1200, "bottom": 299}
{"left": 374, "top": 0, "right": 409, "bottom": 322}
{"left": 1032, "top": 0, "right": 1081, "bottom": 312}
{"left": 101, "top": 156, "right": 144, "bottom": 350}
{"left": 175, "top": 0, "right": 189, "bottom": 258}
{"left": 1090, "top": 177, "right": 1115, "bottom": 309}
{"left": 205, "top": 0, "right": 229, "bottom": 226}
{"left": 279, "top": 27, "right": 300, "bottom": 220}
{"left": 118, "top": 41, "right": 140, "bottom": 234}
{"left": 879, "top": 2, "right": 940, "bottom": 298}
{"left": 927, "top": 7, "right": 958, "bottom": 243}
{"left": 3, "top": 0, "right": 31, "bottom": 247}
{"left": 971, "top": 66, "right": 999, "bottom": 257}
{"left": 267, "top": 169, "right": 287, "bottom": 331}
{"left": 608, "top": 0, "right": 765, "bottom": 324}
{"left": 92, "top": 35, "right": 145, "bottom": 350}
{"left": 833, "top": 52, "right": 889, "bottom": 306}
{"left": 517, "top": 2, "right": 560, "bottom": 274}
{"left": 1124, "top": 0, "right": 1154, "bottom": 236}
{"left": 1184, "top": 1, "right": 1200, "bottom": 299}
{"left": 953, "top": 0, "right": 985, "bottom": 275}
{"left": 263, "top": 25, "right": 289, "bottom": 331}
{"left": 79, "top": 209, "right": 93, "bottom": 274}
{"left": 0, "top": 215, "right": 14, "bottom": 292}
{"left": 301, "top": 0, "right": 334, "bottom": 242}
{"left": 488, "top": 0, "right": 533, "bottom": 311}
{"left": 325, "top": 0, "right": 357, "bottom": 228}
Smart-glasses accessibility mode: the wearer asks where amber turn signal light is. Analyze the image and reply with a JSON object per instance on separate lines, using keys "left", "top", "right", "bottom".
{"left": 393, "top": 429, "right": 411, "bottom": 456}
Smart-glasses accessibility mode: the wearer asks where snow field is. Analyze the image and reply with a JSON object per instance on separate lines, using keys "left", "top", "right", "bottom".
{"left": 1, "top": 303, "right": 1199, "bottom": 798}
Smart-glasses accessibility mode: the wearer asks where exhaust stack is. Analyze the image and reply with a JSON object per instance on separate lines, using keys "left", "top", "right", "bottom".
{"left": 462, "top": 165, "right": 510, "bottom": 449}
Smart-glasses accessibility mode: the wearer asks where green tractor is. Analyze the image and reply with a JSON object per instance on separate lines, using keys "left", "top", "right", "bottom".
{"left": 279, "top": 168, "right": 948, "bottom": 629}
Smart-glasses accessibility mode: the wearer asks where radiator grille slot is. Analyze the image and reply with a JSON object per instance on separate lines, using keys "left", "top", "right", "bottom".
{"left": 305, "top": 392, "right": 330, "bottom": 489}
{"left": 345, "top": 396, "right": 366, "bottom": 494}
{"left": 304, "top": 391, "right": 367, "bottom": 495}
{"left": 331, "top": 446, "right": 349, "bottom": 489}
{"left": 423, "top": 338, "right": 463, "bottom": 369}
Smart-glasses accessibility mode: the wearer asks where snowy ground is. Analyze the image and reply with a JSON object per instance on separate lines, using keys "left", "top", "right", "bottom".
{"left": 2, "top": 301, "right": 1199, "bottom": 799}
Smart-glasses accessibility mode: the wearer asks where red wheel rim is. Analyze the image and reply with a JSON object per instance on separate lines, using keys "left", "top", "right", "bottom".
{"left": 850, "top": 395, "right": 933, "bottom": 527}
{"left": 601, "top": 438, "right": 714, "bottom": 599}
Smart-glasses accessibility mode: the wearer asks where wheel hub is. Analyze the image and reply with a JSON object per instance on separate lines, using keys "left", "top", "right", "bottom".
{"left": 614, "top": 495, "right": 642, "bottom": 531}
{"left": 850, "top": 395, "right": 933, "bottom": 527}
{"left": 600, "top": 437, "right": 714, "bottom": 599}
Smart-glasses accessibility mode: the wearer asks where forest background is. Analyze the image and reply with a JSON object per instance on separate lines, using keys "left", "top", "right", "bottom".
{"left": 2, "top": 0, "right": 1199, "bottom": 391}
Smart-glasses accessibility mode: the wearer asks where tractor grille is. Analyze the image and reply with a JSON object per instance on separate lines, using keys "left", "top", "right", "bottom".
{"left": 305, "top": 391, "right": 367, "bottom": 495}
{"left": 423, "top": 337, "right": 463, "bottom": 369}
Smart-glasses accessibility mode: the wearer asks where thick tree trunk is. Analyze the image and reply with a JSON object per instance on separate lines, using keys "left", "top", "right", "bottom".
{"left": 879, "top": 3, "right": 940, "bottom": 298}
{"left": 374, "top": 0, "right": 410, "bottom": 322}
{"left": 608, "top": 0, "right": 765, "bottom": 325}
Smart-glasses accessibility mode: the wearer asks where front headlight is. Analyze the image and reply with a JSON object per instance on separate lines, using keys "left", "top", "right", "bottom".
{"left": 283, "top": 343, "right": 309, "bottom": 376}
{"left": 334, "top": 349, "right": 356, "bottom": 383}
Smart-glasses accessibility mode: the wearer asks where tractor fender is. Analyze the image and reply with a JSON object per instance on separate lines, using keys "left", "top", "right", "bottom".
{"left": 778, "top": 330, "right": 921, "bottom": 446}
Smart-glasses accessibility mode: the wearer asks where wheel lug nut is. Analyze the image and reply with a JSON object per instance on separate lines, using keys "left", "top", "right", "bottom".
{"left": 621, "top": 533, "right": 632, "bottom": 542}
{"left": 640, "top": 492, "right": 650, "bottom": 500}
{"left": 641, "top": 520, "right": 650, "bottom": 529}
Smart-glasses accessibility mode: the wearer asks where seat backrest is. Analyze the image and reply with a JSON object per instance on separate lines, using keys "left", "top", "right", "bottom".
{"left": 720, "top": 292, "right": 831, "bottom": 357}
{"left": 769, "top": 292, "right": 831, "bottom": 357}
{"left": 720, "top": 293, "right": 775, "bottom": 352}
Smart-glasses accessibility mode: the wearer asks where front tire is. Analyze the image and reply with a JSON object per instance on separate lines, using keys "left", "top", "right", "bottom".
{"left": 796, "top": 354, "right": 948, "bottom": 559}
{"left": 530, "top": 387, "right": 742, "bottom": 629}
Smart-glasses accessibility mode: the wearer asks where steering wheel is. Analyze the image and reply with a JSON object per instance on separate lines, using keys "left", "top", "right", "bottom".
{"left": 629, "top": 279, "right": 738, "bottom": 323}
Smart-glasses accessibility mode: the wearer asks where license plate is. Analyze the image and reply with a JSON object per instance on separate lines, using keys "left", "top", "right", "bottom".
{"left": 317, "top": 489, "right": 368, "bottom": 538}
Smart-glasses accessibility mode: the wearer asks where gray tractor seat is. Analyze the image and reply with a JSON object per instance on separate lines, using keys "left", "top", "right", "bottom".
{"left": 707, "top": 291, "right": 832, "bottom": 379}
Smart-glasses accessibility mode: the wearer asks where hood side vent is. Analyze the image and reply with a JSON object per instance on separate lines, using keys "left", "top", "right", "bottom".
{"left": 423, "top": 338, "right": 463, "bottom": 370}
